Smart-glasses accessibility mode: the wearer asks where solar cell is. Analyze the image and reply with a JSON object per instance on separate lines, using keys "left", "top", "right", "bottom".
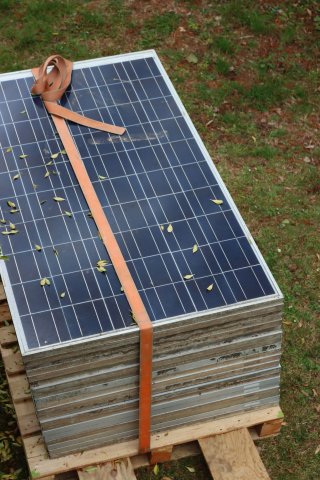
{"left": 0, "top": 51, "right": 281, "bottom": 353}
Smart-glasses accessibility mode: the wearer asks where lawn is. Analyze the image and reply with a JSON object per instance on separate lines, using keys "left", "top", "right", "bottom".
{"left": 0, "top": 1, "right": 319, "bottom": 479}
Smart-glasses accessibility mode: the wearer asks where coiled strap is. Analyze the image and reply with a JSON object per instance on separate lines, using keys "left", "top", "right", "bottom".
{"left": 31, "top": 55, "right": 125, "bottom": 135}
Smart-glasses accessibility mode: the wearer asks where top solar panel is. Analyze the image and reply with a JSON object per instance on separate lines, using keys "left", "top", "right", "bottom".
{"left": 0, "top": 51, "right": 282, "bottom": 354}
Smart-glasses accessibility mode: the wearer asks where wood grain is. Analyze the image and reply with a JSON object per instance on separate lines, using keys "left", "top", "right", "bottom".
{"left": 77, "top": 459, "right": 136, "bottom": 480}
{"left": 199, "top": 428, "right": 270, "bottom": 480}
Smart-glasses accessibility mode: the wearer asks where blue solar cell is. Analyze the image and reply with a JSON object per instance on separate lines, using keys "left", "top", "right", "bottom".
{"left": 0, "top": 52, "right": 278, "bottom": 352}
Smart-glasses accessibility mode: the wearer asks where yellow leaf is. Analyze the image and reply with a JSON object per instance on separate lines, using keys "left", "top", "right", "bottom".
{"left": 53, "top": 248, "right": 58, "bottom": 256}
{"left": 1, "top": 231, "right": 11, "bottom": 235}
{"left": 192, "top": 244, "right": 198, "bottom": 253}
{"left": 167, "top": 224, "right": 173, "bottom": 233}
{"left": 19, "top": 154, "right": 28, "bottom": 159}
{"left": 97, "top": 266, "right": 106, "bottom": 273}
{"left": 7, "top": 201, "right": 16, "bottom": 208}
{"left": 53, "top": 197, "right": 65, "bottom": 202}
{"left": 183, "top": 274, "right": 194, "bottom": 280}
{"left": 153, "top": 464, "right": 159, "bottom": 476}
{"left": 46, "top": 160, "right": 53, "bottom": 166}
{"left": 186, "top": 466, "right": 195, "bottom": 473}
{"left": 97, "top": 259, "right": 108, "bottom": 267}
{"left": 45, "top": 278, "right": 51, "bottom": 285}
{"left": 9, "top": 222, "right": 15, "bottom": 229}
{"left": 44, "top": 171, "right": 50, "bottom": 178}
{"left": 98, "top": 175, "right": 108, "bottom": 180}
{"left": 60, "top": 292, "right": 66, "bottom": 298}
{"left": 12, "top": 174, "right": 20, "bottom": 181}
{"left": 51, "top": 153, "right": 59, "bottom": 159}
{"left": 160, "top": 225, "right": 164, "bottom": 231}
{"left": 35, "top": 245, "right": 42, "bottom": 251}
{"left": 10, "top": 209, "right": 19, "bottom": 213}
{"left": 60, "top": 149, "right": 67, "bottom": 155}
{"left": 40, "top": 278, "right": 49, "bottom": 286}
{"left": 207, "top": 283, "right": 214, "bottom": 291}
{"left": 120, "top": 286, "right": 124, "bottom": 292}
{"left": 10, "top": 229, "right": 19, "bottom": 234}
{"left": 64, "top": 211, "right": 73, "bottom": 217}
{"left": 0, "top": 219, "right": 6, "bottom": 223}
{"left": 211, "top": 199, "right": 223, "bottom": 205}
{"left": 6, "top": 147, "right": 12, "bottom": 153}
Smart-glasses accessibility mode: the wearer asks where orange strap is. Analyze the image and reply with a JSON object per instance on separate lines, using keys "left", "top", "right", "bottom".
{"left": 31, "top": 55, "right": 153, "bottom": 453}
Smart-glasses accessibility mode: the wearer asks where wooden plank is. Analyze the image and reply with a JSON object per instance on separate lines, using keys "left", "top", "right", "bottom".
{"left": 1, "top": 347, "right": 25, "bottom": 375}
{"left": 256, "top": 418, "right": 283, "bottom": 437}
{"left": 7, "top": 374, "right": 31, "bottom": 402}
{"left": 0, "top": 302, "right": 12, "bottom": 324}
{"left": 199, "top": 428, "right": 270, "bottom": 480}
{"left": 0, "top": 324, "right": 17, "bottom": 346}
{"left": 26, "top": 406, "right": 282, "bottom": 478}
{"left": 150, "top": 445, "right": 173, "bottom": 465}
{"left": 77, "top": 459, "right": 137, "bottom": 480}
{"left": 14, "top": 399, "right": 40, "bottom": 437}
{"left": 0, "top": 282, "right": 6, "bottom": 303}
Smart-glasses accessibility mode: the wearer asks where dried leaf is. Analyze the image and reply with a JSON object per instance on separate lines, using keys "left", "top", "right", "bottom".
{"left": 1, "top": 231, "right": 12, "bottom": 235}
{"left": 130, "top": 310, "right": 136, "bottom": 323}
{"left": 0, "top": 255, "right": 9, "bottom": 261}
{"left": 211, "top": 199, "right": 223, "bottom": 205}
{"left": 60, "top": 292, "right": 66, "bottom": 298}
{"left": 315, "top": 445, "right": 320, "bottom": 455}
{"left": 20, "top": 110, "right": 26, "bottom": 114}
{"left": 40, "top": 200, "right": 46, "bottom": 205}
{"left": 97, "top": 259, "right": 108, "bottom": 267}
{"left": 153, "top": 464, "right": 159, "bottom": 476}
{"left": 64, "top": 211, "right": 73, "bottom": 217}
{"left": 192, "top": 244, "right": 198, "bottom": 253}
{"left": 19, "top": 154, "right": 28, "bottom": 159}
{"left": 186, "top": 53, "right": 198, "bottom": 64}
{"left": 98, "top": 175, "right": 108, "bottom": 180}
{"left": 167, "top": 224, "right": 173, "bottom": 233}
{"left": 34, "top": 244, "right": 42, "bottom": 252}
{"left": 186, "top": 467, "right": 195, "bottom": 473}
{"left": 53, "top": 248, "right": 58, "bottom": 256}
{"left": 52, "top": 170, "right": 59, "bottom": 175}
{"left": 40, "top": 277, "right": 50, "bottom": 286}
{"left": 88, "top": 212, "right": 93, "bottom": 218}
{"left": 60, "top": 149, "right": 67, "bottom": 155}
{"left": 120, "top": 286, "right": 124, "bottom": 292}
{"left": 160, "top": 225, "right": 164, "bottom": 231}
{"left": 53, "top": 196, "right": 65, "bottom": 202}
{"left": 51, "top": 153, "right": 59, "bottom": 159}
{"left": 10, "top": 229, "right": 19, "bottom": 234}
{"left": 7, "top": 201, "right": 16, "bottom": 208}
{"left": 9, "top": 222, "right": 15, "bottom": 230}
{"left": 12, "top": 174, "right": 20, "bottom": 181}
{"left": 207, "top": 283, "right": 214, "bottom": 291}
{"left": 184, "top": 274, "right": 194, "bottom": 280}
{"left": 10, "top": 209, "right": 19, "bottom": 213}
{"left": 44, "top": 171, "right": 50, "bottom": 178}
{"left": 97, "top": 266, "right": 106, "bottom": 273}
{"left": 46, "top": 160, "right": 53, "bottom": 166}
{"left": 0, "top": 219, "right": 6, "bottom": 224}
{"left": 6, "top": 147, "right": 12, "bottom": 153}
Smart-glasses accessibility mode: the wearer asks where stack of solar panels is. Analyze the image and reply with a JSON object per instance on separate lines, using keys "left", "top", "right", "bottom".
{"left": 0, "top": 51, "right": 282, "bottom": 458}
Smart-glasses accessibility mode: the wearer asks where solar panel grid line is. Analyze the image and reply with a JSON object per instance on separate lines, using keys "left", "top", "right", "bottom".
{"left": 88, "top": 60, "right": 195, "bottom": 319}
{"left": 113, "top": 59, "right": 247, "bottom": 306}
{"left": 0, "top": 94, "right": 66, "bottom": 348}
{"left": 0, "top": 83, "right": 128, "bottom": 345}
{"left": 97, "top": 59, "right": 232, "bottom": 312}
{"left": 9, "top": 78, "right": 133, "bottom": 336}
{"left": 67, "top": 67, "right": 165, "bottom": 324}
{"left": 3, "top": 77, "right": 108, "bottom": 346}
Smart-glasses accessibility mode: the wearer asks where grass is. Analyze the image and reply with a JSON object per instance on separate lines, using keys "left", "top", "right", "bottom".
{"left": 0, "top": 1, "right": 319, "bottom": 479}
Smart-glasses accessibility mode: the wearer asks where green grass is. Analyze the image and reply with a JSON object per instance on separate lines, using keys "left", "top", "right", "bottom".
{"left": 0, "top": 1, "right": 319, "bottom": 480}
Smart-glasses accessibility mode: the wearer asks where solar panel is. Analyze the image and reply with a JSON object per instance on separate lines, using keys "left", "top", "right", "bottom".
{"left": 0, "top": 51, "right": 281, "bottom": 354}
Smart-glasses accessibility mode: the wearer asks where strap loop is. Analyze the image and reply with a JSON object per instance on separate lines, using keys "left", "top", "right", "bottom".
{"left": 32, "top": 54, "right": 125, "bottom": 135}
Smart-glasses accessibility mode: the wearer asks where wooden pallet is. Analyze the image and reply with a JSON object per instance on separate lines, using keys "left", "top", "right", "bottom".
{"left": 0, "top": 283, "right": 283, "bottom": 480}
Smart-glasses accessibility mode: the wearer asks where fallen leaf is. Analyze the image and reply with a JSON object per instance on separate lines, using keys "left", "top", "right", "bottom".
{"left": 167, "top": 224, "right": 173, "bottom": 233}
{"left": 64, "top": 211, "right": 73, "bottom": 217}
{"left": 53, "top": 248, "right": 58, "bottom": 256}
{"left": 51, "top": 153, "right": 59, "bottom": 159}
{"left": 207, "top": 283, "right": 214, "bottom": 291}
{"left": 186, "top": 466, "right": 195, "bottom": 473}
{"left": 40, "top": 277, "right": 50, "bottom": 286}
{"left": 44, "top": 171, "right": 50, "bottom": 178}
{"left": 60, "top": 149, "right": 67, "bottom": 155}
{"left": 0, "top": 255, "right": 9, "bottom": 261}
{"left": 160, "top": 225, "right": 164, "bottom": 231}
{"left": 12, "top": 174, "right": 20, "bottom": 181}
{"left": 20, "top": 110, "right": 26, "bottom": 114}
{"left": 88, "top": 212, "right": 93, "bottom": 218}
{"left": 97, "top": 259, "right": 108, "bottom": 267}
{"left": 130, "top": 310, "right": 136, "bottom": 323}
{"left": 315, "top": 445, "right": 320, "bottom": 455}
{"left": 7, "top": 201, "right": 16, "bottom": 208}
{"left": 153, "top": 464, "right": 159, "bottom": 476}
{"left": 6, "top": 147, "right": 12, "bottom": 153}
{"left": 46, "top": 160, "right": 53, "bottom": 166}
{"left": 98, "top": 175, "right": 108, "bottom": 180}
{"left": 53, "top": 196, "right": 65, "bottom": 202}
{"left": 34, "top": 244, "right": 42, "bottom": 251}
{"left": 40, "top": 200, "right": 46, "bottom": 205}
{"left": 120, "top": 286, "right": 124, "bottom": 292}
{"left": 0, "top": 219, "right": 6, "bottom": 223}
{"left": 192, "top": 244, "right": 198, "bottom": 253}
{"left": 211, "top": 199, "right": 223, "bottom": 205}
{"left": 10, "top": 209, "right": 19, "bottom": 213}
{"left": 186, "top": 53, "right": 198, "bottom": 64}
{"left": 60, "top": 292, "right": 66, "bottom": 298}
{"left": 19, "top": 154, "right": 28, "bottom": 159}
{"left": 9, "top": 222, "right": 15, "bottom": 229}
{"left": 97, "top": 266, "right": 106, "bottom": 273}
{"left": 184, "top": 274, "right": 194, "bottom": 280}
